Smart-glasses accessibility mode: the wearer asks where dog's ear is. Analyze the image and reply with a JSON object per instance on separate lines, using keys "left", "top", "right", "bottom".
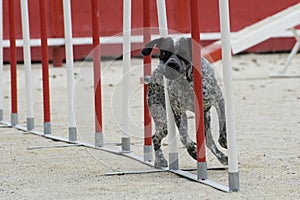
{"left": 142, "top": 38, "right": 163, "bottom": 56}
{"left": 178, "top": 37, "right": 192, "bottom": 63}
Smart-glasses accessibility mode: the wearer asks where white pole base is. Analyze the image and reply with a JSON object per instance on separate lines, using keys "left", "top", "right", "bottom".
{"left": 197, "top": 162, "right": 208, "bottom": 180}
{"left": 121, "top": 137, "right": 131, "bottom": 152}
{"left": 229, "top": 172, "right": 240, "bottom": 192}
{"left": 143, "top": 145, "right": 153, "bottom": 162}
{"left": 169, "top": 152, "right": 179, "bottom": 170}
{"left": 26, "top": 117, "right": 34, "bottom": 131}
{"left": 95, "top": 132, "right": 103, "bottom": 147}
{"left": 44, "top": 122, "right": 51, "bottom": 135}
{"left": 11, "top": 113, "right": 18, "bottom": 126}
{"left": 69, "top": 127, "right": 77, "bottom": 142}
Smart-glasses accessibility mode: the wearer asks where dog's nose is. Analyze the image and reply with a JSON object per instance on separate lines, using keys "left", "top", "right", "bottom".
{"left": 167, "top": 61, "right": 180, "bottom": 71}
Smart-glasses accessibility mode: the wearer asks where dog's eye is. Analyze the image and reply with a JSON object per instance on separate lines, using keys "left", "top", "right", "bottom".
{"left": 178, "top": 54, "right": 189, "bottom": 64}
{"left": 159, "top": 50, "right": 171, "bottom": 62}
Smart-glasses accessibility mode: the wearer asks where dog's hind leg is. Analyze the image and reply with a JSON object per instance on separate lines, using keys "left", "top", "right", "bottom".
{"left": 204, "top": 110, "right": 228, "bottom": 165}
{"left": 149, "top": 103, "right": 168, "bottom": 168}
{"left": 214, "top": 97, "right": 228, "bottom": 149}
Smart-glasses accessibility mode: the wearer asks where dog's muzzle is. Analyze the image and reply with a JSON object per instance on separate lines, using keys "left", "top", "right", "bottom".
{"left": 164, "top": 58, "right": 182, "bottom": 80}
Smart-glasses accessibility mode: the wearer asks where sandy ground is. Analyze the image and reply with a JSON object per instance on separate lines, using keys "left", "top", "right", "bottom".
{"left": 0, "top": 53, "right": 299, "bottom": 199}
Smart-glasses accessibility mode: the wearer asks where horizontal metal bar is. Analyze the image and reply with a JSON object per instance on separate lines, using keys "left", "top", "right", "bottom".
{"left": 27, "top": 143, "right": 81, "bottom": 150}
{"left": 170, "top": 169, "right": 229, "bottom": 192}
{"left": 269, "top": 74, "right": 300, "bottom": 78}
{"left": 105, "top": 169, "right": 167, "bottom": 176}
{"left": 2, "top": 30, "right": 299, "bottom": 48}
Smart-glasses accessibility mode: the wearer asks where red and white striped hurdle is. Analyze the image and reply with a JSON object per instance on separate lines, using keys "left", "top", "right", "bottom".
{"left": 0, "top": 0, "right": 239, "bottom": 192}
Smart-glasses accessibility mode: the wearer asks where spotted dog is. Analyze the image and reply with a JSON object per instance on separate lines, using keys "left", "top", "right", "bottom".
{"left": 142, "top": 37, "right": 228, "bottom": 168}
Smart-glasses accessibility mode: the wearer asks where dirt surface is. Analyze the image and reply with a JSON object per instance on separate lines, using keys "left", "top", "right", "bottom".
{"left": 0, "top": 53, "right": 299, "bottom": 199}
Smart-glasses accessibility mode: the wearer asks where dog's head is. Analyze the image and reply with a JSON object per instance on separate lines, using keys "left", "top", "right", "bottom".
{"left": 142, "top": 37, "right": 192, "bottom": 80}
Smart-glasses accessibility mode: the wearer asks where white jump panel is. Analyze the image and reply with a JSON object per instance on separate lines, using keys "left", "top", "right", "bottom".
{"left": 231, "top": 3, "right": 300, "bottom": 54}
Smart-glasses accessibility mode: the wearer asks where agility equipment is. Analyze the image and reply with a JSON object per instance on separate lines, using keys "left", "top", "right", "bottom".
{"left": 0, "top": 0, "right": 240, "bottom": 192}
{"left": 91, "top": 0, "right": 103, "bottom": 147}
{"left": 122, "top": 0, "right": 132, "bottom": 152}
{"left": 8, "top": 0, "right": 18, "bottom": 126}
{"left": 62, "top": 0, "right": 77, "bottom": 141}
{"left": 190, "top": 0, "right": 207, "bottom": 180}
{"left": 20, "top": 0, "right": 34, "bottom": 131}
{"left": 39, "top": 0, "right": 51, "bottom": 135}
{"left": 204, "top": 2, "right": 300, "bottom": 78}
{"left": 0, "top": 0, "right": 3, "bottom": 121}
{"left": 143, "top": 0, "right": 153, "bottom": 162}
{"left": 156, "top": 0, "right": 179, "bottom": 170}
{"left": 218, "top": 0, "right": 239, "bottom": 191}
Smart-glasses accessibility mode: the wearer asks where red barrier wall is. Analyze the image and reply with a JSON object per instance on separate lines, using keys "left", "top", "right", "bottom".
{"left": 3, "top": 0, "right": 300, "bottom": 65}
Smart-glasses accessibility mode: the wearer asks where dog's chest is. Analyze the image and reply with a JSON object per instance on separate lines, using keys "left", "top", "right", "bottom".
{"left": 168, "top": 78, "right": 195, "bottom": 111}
{"left": 168, "top": 76, "right": 213, "bottom": 112}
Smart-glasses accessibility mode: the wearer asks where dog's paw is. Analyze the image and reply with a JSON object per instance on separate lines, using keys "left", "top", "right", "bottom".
{"left": 187, "top": 142, "right": 197, "bottom": 160}
{"left": 218, "top": 156, "right": 228, "bottom": 165}
{"left": 216, "top": 152, "right": 228, "bottom": 165}
{"left": 218, "top": 136, "right": 227, "bottom": 149}
{"left": 154, "top": 150, "right": 168, "bottom": 169}
{"left": 154, "top": 158, "right": 168, "bottom": 169}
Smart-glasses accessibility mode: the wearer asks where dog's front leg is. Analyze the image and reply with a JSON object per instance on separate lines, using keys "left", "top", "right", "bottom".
{"left": 149, "top": 103, "right": 168, "bottom": 168}
{"left": 173, "top": 110, "right": 197, "bottom": 160}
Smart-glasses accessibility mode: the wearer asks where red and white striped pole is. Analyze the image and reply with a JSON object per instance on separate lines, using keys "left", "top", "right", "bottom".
{"left": 8, "top": 0, "right": 18, "bottom": 126}
{"left": 91, "top": 0, "right": 103, "bottom": 147}
{"left": 143, "top": 0, "right": 153, "bottom": 162}
{"left": 39, "top": 0, "right": 51, "bottom": 135}
{"left": 189, "top": 0, "right": 207, "bottom": 180}
{"left": 0, "top": 0, "right": 3, "bottom": 121}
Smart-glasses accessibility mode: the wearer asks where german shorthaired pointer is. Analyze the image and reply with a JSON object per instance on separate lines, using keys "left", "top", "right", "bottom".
{"left": 142, "top": 37, "right": 228, "bottom": 168}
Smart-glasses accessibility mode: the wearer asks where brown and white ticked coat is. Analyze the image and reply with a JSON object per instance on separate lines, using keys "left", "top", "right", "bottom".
{"left": 142, "top": 37, "right": 228, "bottom": 168}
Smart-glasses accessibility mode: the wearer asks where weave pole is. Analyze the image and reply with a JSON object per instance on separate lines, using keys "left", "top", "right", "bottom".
{"left": 156, "top": 0, "right": 179, "bottom": 170}
{"left": 8, "top": 0, "right": 18, "bottom": 126}
{"left": 62, "top": 0, "right": 77, "bottom": 141}
{"left": 190, "top": 0, "right": 207, "bottom": 180}
{"left": 218, "top": 0, "right": 239, "bottom": 192}
{"left": 39, "top": 0, "right": 51, "bottom": 135}
{"left": 20, "top": 0, "right": 34, "bottom": 131}
{"left": 0, "top": 0, "right": 3, "bottom": 121}
{"left": 121, "top": 0, "right": 132, "bottom": 152}
{"left": 91, "top": 0, "right": 103, "bottom": 147}
{"left": 143, "top": 0, "right": 153, "bottom": 162}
